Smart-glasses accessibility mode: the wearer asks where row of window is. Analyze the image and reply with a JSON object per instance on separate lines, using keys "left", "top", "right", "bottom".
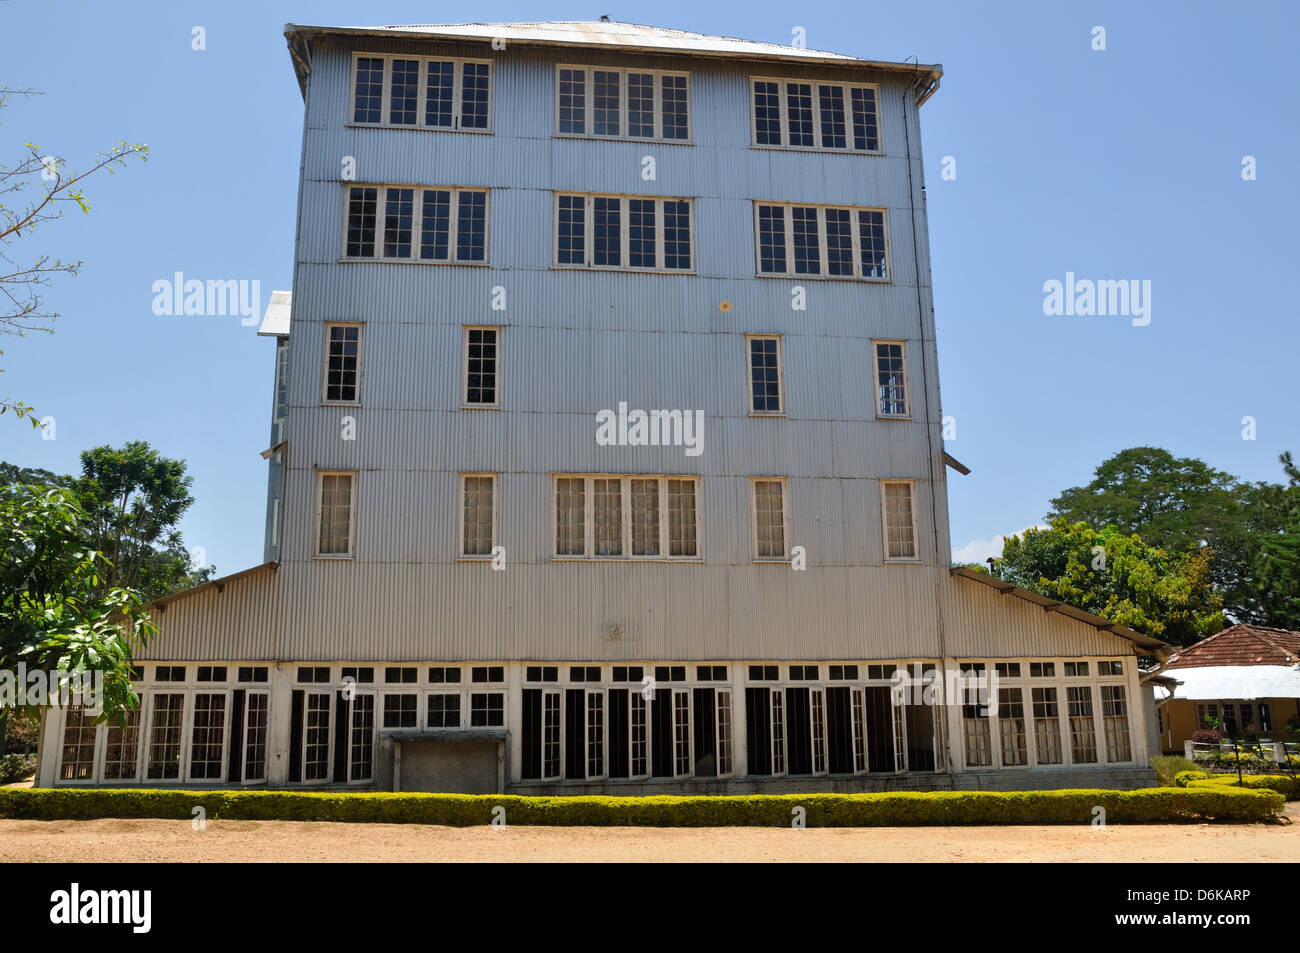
{"left": 342, "top": 187, "right": 892, "bottom": 280}
{"left": 315, "top": 471, "right": 921, "bottom": 562}
{"left": 1195, "top": 701, "right": 1275, "bottom": 736}
{"left": 321, "top": 323, "right": 910, "bottom": 420}
{"left": 961, "top": 684, "right": 1133, "bottom": 768}
{"left": 350, "top": 54, "right": 885, "bottom": 155}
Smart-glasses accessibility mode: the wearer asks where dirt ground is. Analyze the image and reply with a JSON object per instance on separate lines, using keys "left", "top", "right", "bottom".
{"left": 1, "top": 802, "right": 1297, "bottom": 862}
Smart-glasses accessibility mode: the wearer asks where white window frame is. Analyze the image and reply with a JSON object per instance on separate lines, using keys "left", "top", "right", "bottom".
{"left": 315, "top": 470, "right": 357, "bottom": 559}
{"left": 749, "top": 77, "right": 882, "bottom": 154}
{"left": 298, "top": 689, "right": 334, "bottom": 784}
{"left": 187, "top": 688, "right": 232, "bottom": 784}
{"left": 458, "top": 472, "right": 499, "bottom": 560}
{"left": 871, "top": 339, "right": 910, "bottom": 419}
{"left": 554, "top": 65, "right": 692, "bottom": 143}
{"left": 340, "top": 184, "right": 491, "bottom": 265}
{"left": 752, "top": 201, "right": 890, "bottom": 281}
{"left": 880, "top": 479, "right": 920, "bottom": 562}
{"left": 551, "top": 474, "right": 703, "bottom": 561}
{"left": 749, "top": 477, "right": 790, "bottom": 562}
{"left": 346, "top": 690, "right": 377, "bottom": 783}
{"left": 552, "top": 192, "right": 695, "bottom": 273}
{"left": 348, "top": 52, "right": 493, "bottom": 132}
{"left": 745, "top": 334, "right": 785, "bottom": 416}
{"left": 462, "top": 325, "right": 502, "bottom": 408}
{"left": 321, "top": 322, "right": 364, "bottom": 406}
{"left": 240, "top": 688, "right": 271, "bottom": 785}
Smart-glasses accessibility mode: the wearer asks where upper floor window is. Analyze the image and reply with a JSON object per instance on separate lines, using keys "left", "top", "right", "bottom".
{"left": 460, "top": 474, "right": 497, "bottom": 558}
{"left": 323, "top": 323, "right": 363, "bottom": 404}
{"left": 316, "top": 471, "right": 357, "bottom": 558}
{"left": 463, "top": 326, "right": 500, "bottom": 406}
{"left": 755, "top": 202, "right": 888, "bottom": 280}
{"left": 344, "top": 185, "right": 488, "bottom": 263}
{"left": 751, "top": 78, "right": 880, "bottom": 153}
{"left": 351, "top": 54, "right": 492, "bottom": 131}
{"left": 751, "top": 478, "right": 789, "bottom": 561}
{"left": 881, "top": 480, "right": 918, "bottom": 561}
{"left": 556, "top": 66, "right": 690, "bottom": 141}
{"left": 553, "top": 475, "right": 700, "bottom": 559}
{"left": 746, "top": 335, "right": 784, "bottom": 415}
{"left": 555, "top": 193, "right": 693, "bottom": 272}
{"left": 873, "top": 341, "right": 908, "bottom": 417}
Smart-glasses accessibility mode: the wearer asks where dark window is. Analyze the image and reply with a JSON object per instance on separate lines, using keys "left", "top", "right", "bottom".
{"left": 383, "top": 188, "right": 414, "bottom": 259}
{"left": 345, "top": 187, "right": 377, "bottom": 258}
{"left": 456, "top": 190, "right": 487, "bottom": 262}
{"left": 748, "top": 337, "right": 781, "bottom": 413}
{"left": 465, "top": 328, "right": 498, "bottom": 404}
{"left": 383, "top": 694, "right": 417, "bottom": 728}
{"left": 471, "top": 692, "right": 504, "bottom": 726}
{"left": 384, "top": 667, "right": 417, "bottom": 684}
{"left": 419, "top": 190, "right": 451, "bottom": 260}
{"left": 388, "top": 59, "right": 419, "bottom": 125}
{"left": 472, "top": 666, "right": 504, "bottom": 683}
{"left": 460, "top": 62, "right": 490, "bottom": 129}
{"left": 352, "top": 57, "right": 384, "bottom": 123}
{"left": 325, "top": 325, "right": 361, "bottom": 402}
{"left": 427, "top": 694, "right": 461, "bottom": 728}
{"left": 428, "top": 667, "right": 462, "bottom": 684}
{"left": 426, "top": 60, "right": 455, "bottom": 127}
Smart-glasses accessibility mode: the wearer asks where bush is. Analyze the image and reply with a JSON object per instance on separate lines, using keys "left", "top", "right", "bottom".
{"left": 0, "top": 787, "right": 1282, "bottom": 826}
{"left": 1153, "top": 756, "right": 1200, "bottom": 786}
{"left": 1192, "top": 728, "right": 1222, "bottom": 744}
{"left": 1173, "top": 770, "right": 1209, "bottom": 787}
{"left": 0, "top": 754, "right": 36, "bottom": 784}
{"left": 1185, "top": 774, "right": 1300, "bottom": 801}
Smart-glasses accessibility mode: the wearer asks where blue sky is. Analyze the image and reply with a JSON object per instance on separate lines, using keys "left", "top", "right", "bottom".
{"left": 2, "top": 0, "right": 1296, "bottom": 574}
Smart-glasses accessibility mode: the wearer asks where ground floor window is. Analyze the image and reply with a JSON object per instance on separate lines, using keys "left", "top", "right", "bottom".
{"left": 1067, "top": 686, "right": 1097, "bottom": 764}
{"left": 102, "top": 709, "right": 142, "bottom": 781}
{"left": 1032, "top": 687, "right": 1063, "bottom": 765}
{"left": 1100, "top": 685, "right": 1132, "bottom": 762}
{"left": 146, "top": 692, "right": 185, "bottom": 780}
{"left": 59, "top": 706, "right": 97, "bottom": 781}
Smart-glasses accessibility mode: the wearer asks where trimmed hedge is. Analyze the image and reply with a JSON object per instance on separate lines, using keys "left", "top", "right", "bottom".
{"left": 1181, "top": 773, "right": 1300, "bottom": 801}
{"left": 0, "top": 786, "right": 1282, "bottom": 826}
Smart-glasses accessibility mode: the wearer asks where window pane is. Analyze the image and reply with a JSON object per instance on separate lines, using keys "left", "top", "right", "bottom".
{"left": 999, "top": 687, "right": 1027, "bottom": 766}
{"left": 753, "top": 80, "right": 781, "bottom": 144}
{"left": 353, "top": 57, "right": 384, "bottom": 123}
{"left": 556, "top": 477, "right": 585, "bottom": 555}
{"left": 818, "top": 84, "right": 848, "bottom": 148}
{"left": 325, "top": 325, "right": 360, "bottom": 402}
{"left": 189, "top": 692, "right": 226, "bottom": 780}
{"left": 754, "top": 481, "right": 786, "bottom": 558}
{"left": 593, "top": 197, "right": 621, "bottom": 267}
{"left": 383, "top": 188, "right": 414, "bottom": 259}
{"left": 667, "top": 480, "right": 697, "bottom": 557}
{"left": 749, "top": 337, "right": 781, "bottom": 413}
{"left": 389, "top": 59, "right": 419, "bottom": 125}
{"left": 850, "top": 86, "right": 880, "bottom": 151}
{"left": 858, "top": 209, "right": 888, "bottom": 278}
{"left": 319, "top": 473, "right": 353, "bottom": 555}
{"left": 631, "top": 478, "right": 660, "bottom": 556}
{"left": 146, "top": 693, "right": 185, "bottom": 780}
{"left": 757, "top": 205, "right": 787, "bottom": 273}
{"left": 628, "top": 199, "right": 656, "bottom": 268}
{"left": 425, "top": 60, "right": 455, "bottom": 127}
{"left": 456, "top": 191, "right": 487, "bottom": 261}
{"left": 427, "top": 693, "right": 461, "bottom": 728}
{"left": 243, "top": 693, "right": 269, "bottom": 781}
{"left": 593, "top": 478, "right": 623, "bottom": 556}
{"left": 785, "top": 82, "right": 814, "bottom": 146}
{"left": 420, "top": 190, "right": 451, "bottom": 260}
{"left": 558, "top": 68, "right": 586, "bottom": 134}
{"left": 557, "top": 194, "right": 586, "bottom": 265}
{"left": 791, "top": 206, "right": 820, "bottom": 274}
{"left": 460, "top": 62, "right": 490, "bottom": 128}
{"left": 825, "top": 207, "right": 853, "bottom": 276}
{"left": 1068, "top": 686, "right": 1097, "bottom": 763}
{"left": 661, "top": 74, "right": 689, "bottom": 139}
{"left": 59, "top": 706, "right": 97, "bottom": 780}
{"left": 102, "top": 709, "right": 141, "bottom": 781}
{"left": 465, "top": 327, "right": 497, "bottom": 404}
{"left": 462, "top": 476, "right": 494, "bottom": 556}
{"left": 303, "top": 693, "right": 331, "bottom": 779}
{"left": 884, "top": 482, "right": 915, "bottom": 558}
{"left": 1032, "top": 687, "right": 1063, "bottom": 764}
{"left": 593, "top": 70, "right": 621, "bottom": 135}
{"left": 345, "top": 187, "right": 377, "bottom": 258}
{"left": 876, "top": 342, "right": 907, "bottom": 416}
{"left": 627, "top": 73, "right": 654, "bottom": 138}
{"left": 662, "top": 200, "right": 691, "bottom": 270}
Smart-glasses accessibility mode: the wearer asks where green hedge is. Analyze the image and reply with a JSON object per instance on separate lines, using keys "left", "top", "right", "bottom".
{"left": 1181, "top": 773, "right": 1300, "bottom": 801}
{"left": 0, "top": 787, "right": 1282, "bottom": 826}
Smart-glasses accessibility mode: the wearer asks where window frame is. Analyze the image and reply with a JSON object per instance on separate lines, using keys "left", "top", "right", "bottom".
{"left": 748, "top": 76, "right": 883, "bottom": 155}
{"left": 749, "top": 477, "right": 791, "bottom": 562}
{"left": 880, "top": 479, "right": 920, "bottom": 563}
{"left": 462, "top": 325, "right": 502, "bottom": 409}
{"left": 553, "top": 64, "right": 693, "bottom": 143}
{"left": 550, "top": 474, "right": 703, "bottom": 562}
{"left": 321, "top": 322, "right": 365, "bottom": 406}
{"left": 871, "top": 339, "right": 910, "bottom": 420}
{"left": 458, "top": 472, "right": 499, "bottom": 560}
{"left": 751, "top": 201, "right": 890, "bottom": 282}
{"left": 340, "top": 184, "right": 491, "bottom": 265}
{"left": 745, "top": 334, "right": 785, "bottom": 416}
{"left": 348, "top": 52, "right": 494, "bottom": 133}
{"left": 315, "top": 469, "right": 358, "bottom": 559}
{"left": 552, "top": 192, "right": 696, "bottom": 274}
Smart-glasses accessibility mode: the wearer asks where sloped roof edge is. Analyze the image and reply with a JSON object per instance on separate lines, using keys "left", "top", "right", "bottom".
{"left": 148, "top": 561, "right": 279, "bottom": 612}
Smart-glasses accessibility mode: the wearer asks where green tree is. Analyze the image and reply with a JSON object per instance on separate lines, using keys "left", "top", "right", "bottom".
{"left": 1254, "top": 452, "right": 1300, "bottom": 629}
{"left": 998, "top": 519, "right": 1226, "bottom": 647}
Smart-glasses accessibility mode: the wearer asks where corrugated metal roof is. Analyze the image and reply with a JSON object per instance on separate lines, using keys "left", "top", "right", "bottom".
{"left": 257, "top": 289, "right": 292, "bottom": 337}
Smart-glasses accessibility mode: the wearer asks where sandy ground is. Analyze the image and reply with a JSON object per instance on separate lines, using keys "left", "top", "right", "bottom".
{"left": 1, "top": 803, "right": 1297, "bottom": 862}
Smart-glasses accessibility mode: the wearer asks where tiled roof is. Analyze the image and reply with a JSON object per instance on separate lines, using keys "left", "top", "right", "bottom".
{"left": 1166, "top": 624, "right": 1300, "bottom": 669}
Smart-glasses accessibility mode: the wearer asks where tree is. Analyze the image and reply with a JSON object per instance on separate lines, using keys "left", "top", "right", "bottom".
{"left": 1254, "top": 452, "right": 1300, "bottom": 629}
{"left": 0, "top": 87, "right": 148, "bottom": 422}
{"left": 0, "top": 483, "right": 157, "bottom": 752}
{"left": 998, "top": 519, "right": 1226, "bottom": 647}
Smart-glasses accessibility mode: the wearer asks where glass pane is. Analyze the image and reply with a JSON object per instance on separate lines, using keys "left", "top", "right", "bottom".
{"left": 558, "top": 68, "right": 586, "bottom": 134}
{"left": 593, "top": 70, "right": 621, "bottom": 136}
{"left": 425, "top": 60, "right": 455, "bottom": 127}
{"left": 456, "top": 190, "right": 487, "bottom": 261}
{"left": 353, "top": 57, "right": 384, "bottom": 123}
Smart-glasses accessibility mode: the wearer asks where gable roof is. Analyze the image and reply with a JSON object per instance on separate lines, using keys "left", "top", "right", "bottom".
{"left": 1166, "top": 624, "right": 1300, "bottom": 669}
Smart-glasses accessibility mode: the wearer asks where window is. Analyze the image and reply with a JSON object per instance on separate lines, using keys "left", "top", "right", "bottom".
{"left": 873, "top": 342, "right": 908, "bottom": 417}
{"left": 1067, "top": 686, "right": 1097, "bottom": 764}
{"left": 751, "top": 78, "right": 879, "bottom": 152}
{"left": 323, "top": 324, "right": 362, "bottom": 403}
{"left": 556, "top": 66, "right": 690, "bottom": 140}
{"left": 344, "top": 185, "right": 488, "bottom": 263}
{"left": 747, "top": 335, "right": 783, "bottom": 414}
{"left": 1064, "top": 661, "right": 1090, "bottom": 677}
{"left": 1030, "top": 662, "right": 1056, "bottom": 678}
{"left": 351, "top": 54, "right": 492, "bottom": 131}
{"left": 59, "top": 706, "right": 97, "bottom": 781}
{"left": 383, "top": 693, "right": 418, "bottom": 729}
{"left": 471, "top": 692, "right": 505, "bottom": 727}
{"left": 754, "top": 203, "right": 888, "bottom": 279}
{"left": 1100, "top": 685, "right": 1132, "bottom": 762}
{"left": 962, "top": 702, "right": 992, "bottom": 767}
{"left": 302, "top": 692, "right": 332, "bottom": 781}
{"left": 555, "top": 194, "right": 693, "bottom": 271}
{"left": 998, "top": 687, "right": 1028, "bottom": 766}
{"left": 189, "top": 692, "right": 227, "bottom": 780}
{"left": 463, "top": 326, "right": 500, "bottom": 406}
{"left": 553, "top": 475, "right": 700, "bottom": 559}
{"left": 427, "top": 693, "right": 461, "bottom": 728}
{"left": 460, "top": 473, "right": 497, "bottom": 557}
{"left": 881, "top": 481, "right": 918, "bottom": 560}
{"left": 1031, "top": 687, "right": 1063, "bottom": 764}
{"left": 242, "top": 691, "right": 269, "bottom": 783}
{"left": 146, "top": 693, "right": 185, "bottom": 780}
{"left": 102, "top": 709, "right": 142, "bottom": 781}
{"left": 751, "top": 478, "right": 788, "bottom": 560}
{"left": 316, "top": 471, "right": 356, "bottom": 557}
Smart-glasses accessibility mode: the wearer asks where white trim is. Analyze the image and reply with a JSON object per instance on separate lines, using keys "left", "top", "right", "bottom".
{"left": 461, "top": 325, "right": 502, "bottom": 408}
{"left": 458, "top": 472, "right": 499, "bottom": 559}
{"left": 748, "top": 76, "right": 882, "bottom": 154}
{"left": 314, "top": 469, "right": 357, "bottom": 559}
{"left": 553, "top": 64, "right": 692, "bottom": 143}
{"left": 321, "top": 321, "right": 364, "bottom": 405}
{"left": 744, "top": 333, "right": 785, "bottom": 416}
{"left": 749, "top": 476, "right": 790, "bottom": 562}
{"left": 552, "top": 192, "right": 695, "bottom": 273}
{"left": 341, "top": 184, "right": 491, "bottom": 265}
{"left": 871, "top": 339, "right": 911, "bottom": 420}
{"left": 752, "top": 201, "right": 891, "bottom": 281}
{"left": 551, "top": 474, "right": 702, "bottom": 561}
{"left": 348, "top": 52, "right": 494, "bottom": 132}
{"left": 879, "top": 479, "right": 920, "bottom": 562}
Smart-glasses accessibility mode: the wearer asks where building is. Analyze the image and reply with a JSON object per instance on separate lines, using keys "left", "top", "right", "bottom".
{"left": 37, "top": 20, "right": 1170, "bottom": 794}
{"left": 1155, "top": 624, "right": 1300, "bottom": 753}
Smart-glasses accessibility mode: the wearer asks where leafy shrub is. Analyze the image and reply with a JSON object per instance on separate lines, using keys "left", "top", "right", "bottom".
{"left": 0, "top": 787, "right": 1282, "bottom": 826}
{"left": 0, "top": 754, "right": 36, "bottom": 784}
{"left": 1192, "top": 728, "right": 1222, "bottom": 744}
{"left": 1173, "top": 770, "right": 1209, "bottom": 787}
{"left": 1153, "top": 756, "right": 1200, "bottom": 786}
{"left": 1184, "top": 774, "right": 1300, "bottom": 801}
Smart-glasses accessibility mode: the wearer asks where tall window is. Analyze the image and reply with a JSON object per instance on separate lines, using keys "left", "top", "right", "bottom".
{"left": 755, "top": 203, "right": 888, "bottom": 279}
{"left": 873, "top": 341, "right": 908, "bottom": 417}
{"left": 553, "top": 475, "right": 700, "bottom": 559}
{"left": 998, "top": 687, "right": 1028, "bottom": 766}
{"left": 747, "top": 335, "right": 783, "bottom": 414}
{"left": 1100, "top": 685, "right": 1132, "bottom": 762}
{"left": 189, "top": 692, "right": 227, "bottom": 780}
{"left": 1067, "top": 686, "right": 1098, "bottom": 764}
{"left": 555, "top": 194, "right": 693, "bottom": 271}
{"left": 751, "top": 79, "right": 880, "bottom": 152}
{"left": 344, "top": 185, "right": 488, "bottom": 263}
{"left": 323, "top": 324, "right": 362, "bottom": 403}
{"left": 316, "top": 471, "right": 356, "bottom": 557}
{"left": 556, "top": 67, "right": 690, "bottom": 140}
{"left": 1031, "top": 687, "right": 1063, "bottom": 764}
{"left": 463, "top": 326, "right": 499, "bottom": 406}
{"left": 102, "top": 710, "right": 142, "bottom": 781}
{"left": 881, "top": 481, "right": 918, "bottom": 560}
{"left": 752, "top": 478, "right": 788, "bottom": 560}
{"left": 351, "top": 54, "right": 492, "bottom": 130}
{"left": 146, "top": 693, "right": 185, "bottom": 780}
{"left": 461, "top": 474, "right": 497, "bottom": 557}
{"left": 59, "top": 706, "right": 97, "bottom": 781}
{"left": 962, "top": 703, "right": 992, "bottom": 767}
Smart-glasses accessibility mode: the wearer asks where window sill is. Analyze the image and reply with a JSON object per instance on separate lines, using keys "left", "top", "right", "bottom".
{"left": 550, "top": 556, "right": 704, "bottom": 563}
{"left": 876, "top": 414, "right": 912, "bottom": 422}
{"left": 552, "top": 263, "right": 696, "bottom": 276}
{"left": 460, "top": 404, "right": 502, "bottom": 411}
{"left": 313, "top": 554, "right": 355, "bottom": 560}
{"left": 554, "top": 133, "right": 693, "bottom": 146}
{"left": 752, "top": 557, "right": 792, "bottom": 565}
{"left": 345, "top": 122, "right": 493, "bottom": 135}
{"left": 338, "top": 257, "right": 490, "bottom": 267}
{"left": 883, "top": 557, "right": 922, "bottom": 564}
{"left": 750, "top": 143, "right": 884, "bottom": 158}
{"left": 322, "top": 401, "right": 361, "bottom": 408}
{"left": 457, "top": 555, "right": 496, "bottom": 562}
{"left": 748, "top": 411, "right": 786, "bottom": 418}
{"left": 755, "top": 272, "right": 891, "bottom": 284}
